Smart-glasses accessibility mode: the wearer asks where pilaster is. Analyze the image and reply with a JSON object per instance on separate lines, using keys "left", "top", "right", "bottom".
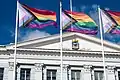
{"left": 62, "top": 64, "right": 69, "bottom": 80}
{"left": 107, "top": 66, "right": 116, "bottom": 80}
{"left": 34, "top": 63, "right": 44, "bottom": 80}
{"left": 8, "top": 62, "right": 14, "bottom": 80}
{"left": 83, "top": 65, "right": 92, "bottom": 80}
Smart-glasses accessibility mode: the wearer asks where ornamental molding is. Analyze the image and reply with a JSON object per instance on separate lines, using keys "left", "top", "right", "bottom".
{"left": 35, "top": 63, "right": 44, "bottom": 72}
{"left": 107, "top": 65, "right": 116, "bottom": 74}
{"left": 62, "top": 64, "right": 69, "bottom": 71}
{"left": 0, "top": 48, "right": 120, "bottom": 60}
{"left": 9, "top": 62, "right": 14, "bottom": 71}
{"left": 83, "top": 65, "right": 92, "bottom": 73}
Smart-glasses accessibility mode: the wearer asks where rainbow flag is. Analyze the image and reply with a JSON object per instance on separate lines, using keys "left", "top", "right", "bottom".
{"left": 106, "top": 10, "right": 120, "bottom": 34}
{"left": 18, "top": 2, "right": 57, "bottom": 28}
{"left": 62, "top": 10, "right": 98, "bottom": 35}
{"left": 100, "top": 9, "right": 120, "bottom": 34}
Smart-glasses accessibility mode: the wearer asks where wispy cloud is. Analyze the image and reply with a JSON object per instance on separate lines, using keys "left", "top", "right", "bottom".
{"left": 10, "top": 30, "right": 15, "bottom": 37}
{"left": 105, "top": 7, "right": 110, "bottom": 10}
{"left": 19, "top": 30, "right": 51, "bottom": 41}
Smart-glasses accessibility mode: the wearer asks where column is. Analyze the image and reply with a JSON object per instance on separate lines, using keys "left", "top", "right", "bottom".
{"left": 107, "top": 66, "right": 116, "bottom": 80}
{"left": 8, "top": 62, "right": 14, "bottom": 80}
{"left": 34, "top": 63, "right": 44, "bottom": 80}
{"left": 63, "top": 64, "right": 69, "bottom": 80}
{"left": 83, "top": 65, "right": 92, "bottom": 80}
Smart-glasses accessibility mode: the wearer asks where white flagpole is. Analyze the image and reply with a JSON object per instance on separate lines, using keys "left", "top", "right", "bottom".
{"left": 13, "top": 0, "right": 19, "bottom": 80}
{"left": 98, "top": 6, "right": 107, "bottom": 80}
{"left": 60, "top": 1, "right": 63, "bottom": 80}
{"left": 70, "top": 0, "right": 72, "bottom": 12}
{"left": 70, "top": 0, "right": 73, "bottom": 31}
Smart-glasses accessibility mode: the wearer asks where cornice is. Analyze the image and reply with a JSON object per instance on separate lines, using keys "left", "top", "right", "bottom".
{"left": 4, "top": 48, "right": 120, "bottom": 56}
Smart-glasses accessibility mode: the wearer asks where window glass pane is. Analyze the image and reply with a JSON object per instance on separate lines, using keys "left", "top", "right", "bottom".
{"left": 20, "top": 68, "right": 31, "bottom": 80}
{"left": 47, "top": 70, "right": 56, "bottom": 80}
{"left": 0, "top": 68, "right": 4, "bottom": 80}
{"left": 47, "top": 71, "right": 51, "bottom": 77}
{"left": 76, "top": 71, "right": 80, "bottom": 79}
{"left": 94, "top": 71, "right": 103, "bottom": 80}
{"left": 71, "top": 71, "right": 75, "bottom": 78}
{"left": 71, "top": 70, "right": 81, "bottom": 80}
{"left": 52, "top": 71, "right": 56, "bottom": 77}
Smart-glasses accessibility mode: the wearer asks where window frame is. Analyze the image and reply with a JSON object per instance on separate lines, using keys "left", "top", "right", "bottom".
{"left": 20, "top": 68, "right": 31, "bottom": 80}
{"left": 71, "top": 70, "right": 81, "bottom": 80}
{"left": 47, "top": 69, "right": 57, "bottom": 80}
{"left": 94, "top": 70, "right": 104, "bottom": 80}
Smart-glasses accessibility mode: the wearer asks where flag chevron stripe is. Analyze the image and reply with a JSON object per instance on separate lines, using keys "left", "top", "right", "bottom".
{"left": 107, "top": 10, "right": 120, "bottom": 25}
{"left": 22, "top": 16, "right": 35, "bottom": 27}
{"left": 18, "top": 2, "right": 33, "bottom": 27}
{"left": 63, "top": 9, "right": 77, "bottom": 22}
{"left": 103, "top": 10, "right": 118, "bottom": 25}
{"left": 100, "top": 9, "right": 116, "bottom": 33}
{"left": 100, "top": 9, "right": 120, "bottom": 34}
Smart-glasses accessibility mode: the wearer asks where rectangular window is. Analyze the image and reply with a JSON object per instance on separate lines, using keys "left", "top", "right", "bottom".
{"left": 94, "top": 71, "right": 103, "bottom": 80}
{"left": 0, "top": 68, "right": 4, "bottom": 80}
{"left": 20, "top": 68, "right": 31, "bottom": 80}
{"left": 47, "top": 70, "right": 56, "bottom": 80}
{"left": 71, "top": 70, "right": 81, "bottom": 80}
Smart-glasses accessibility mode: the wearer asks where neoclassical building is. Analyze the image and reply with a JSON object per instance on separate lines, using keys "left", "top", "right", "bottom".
{"left": 0, "top": 32, "right": 120, "bottom": 80}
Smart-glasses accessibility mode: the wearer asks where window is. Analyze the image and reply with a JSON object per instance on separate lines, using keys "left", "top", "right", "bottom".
{"left": 71, "top": 70, "right": 81, "bottom": 80}
{"left": 118, "top": 71, "right": 120, "bottom": 80}
{"left": 94, "top": 71, "right": 103, "bottom": 80}
{"left": 20, "top": 68, "right": 31, "bottom": 80}
{"left": 0, "top": 68, "right": 4, "bottom": 80}
{"left": 47, "top": 70, "right": 56, "bottom": 80}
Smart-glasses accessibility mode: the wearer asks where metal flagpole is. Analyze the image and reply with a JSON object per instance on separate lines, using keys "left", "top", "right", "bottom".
{"left": 70, "top": 0, "right": 72, "bottom": 12}
{"left": 98, "top": 6, "right": 107, "bottom": 80}
{"left": 60, "top": 1, "right": 63, "bottom": 80}
{"left": 70, "top": 0, "right": 73, "bottom": 31}
{"left": 13, "top": 0, "right": 19, "bottom": 80}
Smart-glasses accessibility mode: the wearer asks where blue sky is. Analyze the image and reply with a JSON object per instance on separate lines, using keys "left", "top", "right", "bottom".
{"left": 0, "top": 0, "right": 120, "bottom": 45}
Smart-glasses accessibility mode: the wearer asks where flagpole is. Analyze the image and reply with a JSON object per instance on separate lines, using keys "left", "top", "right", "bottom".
{"left": 60, "top": 1, "right": 63, "bottom": 80}
{"left": 98, "top": 6, "right": 107, "bottom": 80}
{"left": 70, "top": 0, "right": 73, "bottom": 31}
{"left": 13, "top": 0, "right": 19, "bottom": 80}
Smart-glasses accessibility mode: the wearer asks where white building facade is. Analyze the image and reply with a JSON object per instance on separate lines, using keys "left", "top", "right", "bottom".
{"left": 0, "top": 32, "right": 120, "bottom": 80}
